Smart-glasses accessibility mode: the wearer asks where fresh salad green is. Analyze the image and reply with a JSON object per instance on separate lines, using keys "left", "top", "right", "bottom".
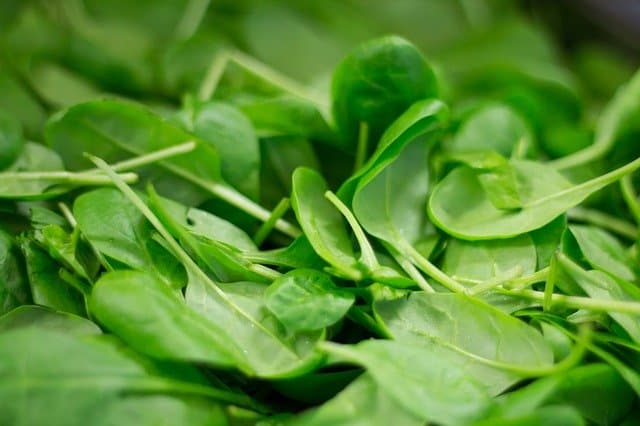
{"left": 1, "top": 1, "right": 640, "bottom": 425}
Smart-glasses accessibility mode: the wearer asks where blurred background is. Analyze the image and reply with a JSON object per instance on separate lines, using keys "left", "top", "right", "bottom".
{"left": 0, "top": 0, "right": 638, "bottom": 157}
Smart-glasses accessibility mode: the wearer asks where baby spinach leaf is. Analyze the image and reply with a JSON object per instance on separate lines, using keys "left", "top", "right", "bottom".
{"left": 322, "top": 340, "right": 493, "bottom": 425}
{"left": 287, "top": 373, "right": 423, "bottom": 426}
{"left": 34, "top": 224, "right": 97, "bottom": 282}
{"left": 472, "top": 405, "right": 584, "bottom": 426}
{"left": 0, "top": 70, "right": 46, "bottom": 138}
{"left": 568, "top": 225, "right": 637, "bottom": 281}
{"left": 0, "top": 327, "right": 242, "bottom": 426}
{"left": 186, "top": 276, "right": 324, "bottom": 378}
{"left": 46, "top": 99, "right": 220, "bottom": 204}
{"left": 0, "top": 305, "right": 100, "bottom": 335}
{"left": 338, "top": 98, "right": 448, "bottom": 204}
{"left": 18, "top": 238, "right": 85, "bottom": 316}
{"left": 0, "top": 229, "right": 30, "bottom": 315}
{"left": 331, "top": 35, "right": 438, "bottom": 147}
{"left": 90, "top": 270, "right": 249, "bottom": 372}
{"left": 264, "top": 269, "right": 354, "bottom": 332}
{"left": 154, "top": 195, "right": 258, "bottom": 252}
{"left": 446, "top": 103, "right": 534, "bottom": 158}
{"left": 443, "top": 234, "right": 537, "bottom": 282}
{"left": 291, "top": 167, "right": 361, "bottom": 280}
{"left": 374, "top": 292, "right": 554, "bottom": 394}
{"left": 558, "top": 255, "right": 640, "bottom": 344}
{"left": 429, "top": 157, "right": 640, "bottom": 240}
{"left": 175, "top": 101, "right": 260, "bottom": 199}
{"left": 244, "top": 235, "right": 325, "bottom": 270}
{"left": 553, "top": 68, "right": 640, "bottom": 169}
{"left": 0, "top": 110, "right": 24, "bottom": 169}
{"left": 74, "top": 188, "right": 186, "bottom": 288}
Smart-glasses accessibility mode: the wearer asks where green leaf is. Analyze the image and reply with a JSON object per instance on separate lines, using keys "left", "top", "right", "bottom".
{"left": 89, "top": 270, "right": 249, "bottom": 372}
{"left": 18, "top": 238, "right": 85, "bottom": 316}
{"left": 0, "top": 305, "right": 100, "bottom": 335}
{"left": 322, "top": 340, "right": 493, "bottom": 425}
{"left": 46, "top": 99, "right": 221, "bottom": 205}
{"left": 186, "top": 276, "right": 324, "bottom": 378}
{"left": 331, "top": 35, "right": 438, "bottom": 147}
{"left": 175, "top": 101, "right": 260, "bottom": 199}
{"left": 443, "top": 234, "right": 537, "bottom": 282}
{"left": 446, "top": 103, "right": 534, "bottom": 158}
{"left": 264, "top": 269, "right": 354, "bottom": 332}
{"left": 429, "top": 157, "right": 640, "bottom": 240}
{"left": 374, "top": 292, "right": 554, "bottom": 394}
{"left": 291, "top": 167, "right": 361, "bottom": 280}
{"left": 0, "top": 230, "right": 30, "bottom": 314}
{"left": 0, "top": 327, "right": 236, "bottom": 426}
{"left": 568, "top": 225, "right": 637, "bottom": 281}
{"left": 287, "top": 374, "right": 423, "bottom": 426}
{"left": 74, "top": 188, "right": 186, "bottom": 288}
{"left": 0, "top": 110, "right": 24, "bottom": 170}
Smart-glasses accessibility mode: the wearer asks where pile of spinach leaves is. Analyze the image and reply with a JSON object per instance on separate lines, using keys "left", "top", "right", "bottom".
{"left": 2, "top": 1, "right": 640, "bottom": 425}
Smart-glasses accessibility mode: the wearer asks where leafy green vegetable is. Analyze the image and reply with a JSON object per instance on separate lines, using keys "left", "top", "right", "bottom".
{"left": 331, "top": 35, "right": 438, "bottom": 147}
{"left": 264, "top": 269, "right": 354, "bottom": 332}
{"left": 2, "top": 2, "right": 640, "bottom": 424}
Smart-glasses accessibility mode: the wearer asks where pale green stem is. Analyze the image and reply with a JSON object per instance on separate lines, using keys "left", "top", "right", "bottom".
{"left": 353, "top": 122, "right": 369, "bottom": 173}
{"left": 382, "top": 242, "right": 434, "bottom": 293}
{"left": 0, "top": 171, "right": 138, "bottom": 185}
{"left": 174, "top": 0, "right": 211, "bottom": 41}
{"left": 466, "top": 265, "right": 523, "bottom": 296}
{"left": 198, "top": 51, "right": 229, "bottom": 101}
{"left": 550, "top": 141, "right": 608, "bottom": 170}
{"left": 248, "top": 263, "right": 282, "bottom": 281}
{"left": 325, "top": 190, "right": 379, "bottom": 270}
{"left": 528, "top": 155, "right": 640, "bottom": 209}
{"left": 500, "top": 288, "right": 640, "bottom": 315}
{"left": 543, "top": 254, "right": 558, "bottom": 311}
{"left": 253, "top": 197, "right": 291, "bottom": 246}
{"left": 84, "top": 141, "right": 197, "bottom": 174}
{"left": 160, "top": 163, "right": 301, "bottom": 238}
{"left": 399, "top": 240, "right": 466, "bottom": 293}
{"left": 57, "top": 202, "right": 77, "bottom": 227}
{"left": 620, "top": 174, "right": 640, "bottom": 225}
{"left": 506, "top": 267, "right": 550, "bottom": 290}
{"left": 568, "top": 207, "right": 637, "bottom": 240}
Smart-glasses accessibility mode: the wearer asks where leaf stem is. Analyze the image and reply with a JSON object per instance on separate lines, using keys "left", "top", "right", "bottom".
{"left": 173, "top": 0, "right": 211, "bottom": 41}
{"left": 325, "top": 190, "right": 379, "bottom": 270}
{"left": 620, "top": 174, "right": 640, "bottom": 225}
{"left": 543, "top": 254, "right": 558, "bottom": 311}
{"left": 382, "top": 242, "right": 434, "bottom": 293}
{"left": 253, "top": 197, "right": 291, "bottom": 246}
{"left": 353, "top": 122, "right": 369, "bottom": 173}
{"left": 500, "top": 288, "right": 640, "bottom": 315}
{"left": 550, "top": 142, "right": 608, "bottom": 171}
{"left": 0, "top": 171, "right": 138, "bottom": 185}
{"left": 466, "top": 265, "right": 523, "bottom": 296}
{"left": 398, "top": 240, "right": 466, "bottom": 293}
{"left": 568, "top": 207, "right": 637, "bottom": 240}
{"left": 530, "top": 155, "right": 640, "bottom": 208}
{"left": 84, "top": 141, "right": 198, "bottom": 174}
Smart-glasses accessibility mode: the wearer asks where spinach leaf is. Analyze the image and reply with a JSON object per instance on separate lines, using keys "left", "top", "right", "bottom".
{"left": 175, "top": 101, "right": 260, "bottom": 199}
{"left": 74, "top": 188, "right": 187, "bottom": 288}
{"left": 18, "top": 238, "right": 85, "bottom": 316}
{"left": 0, "top": 229, "right": 30, "bottom": 314}
{"left": 0, "top": 327, "right": 243, "bottom": 426}
{"left": 374, "top": 292, "right": 554, "bottom": 394}
{"left": 291, "top": 167, "right": 361, "bottom": 280}
{"left": 322, "top": 340, "right": 493, "bottom": 425}
{"left": 0, "top": 305, "right": 100, "bottom": 335}
{"left": 446, "top": 103, "right": 534, "bottom": 158}
{"left": 331, "top": 35, "right": 438, "bottom": 147}
{"left": 568, "top": 225, "right": 637, "bottom": 281}
{"left": 443, "top": 234, "right": 537, "bottom": 282}
{"left": 429, "top": 157, "right": 640, "bottom": 240}
{"left": 90, "top": 270, "right": 248, "bottom": 371}
{"left": 264, "top": 269, "right": 354, "bottom": 332}
{"left": 287, "top": 374, "right": 423, "bottom": 426}
{"left": 0, "top": 110, "right": 23, "bottom": 169}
